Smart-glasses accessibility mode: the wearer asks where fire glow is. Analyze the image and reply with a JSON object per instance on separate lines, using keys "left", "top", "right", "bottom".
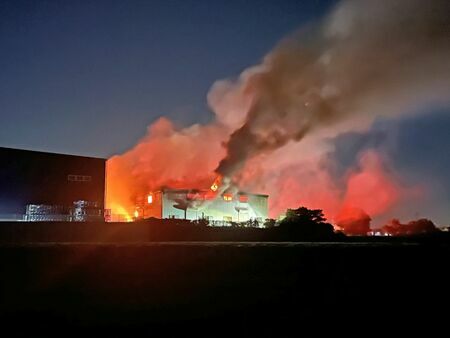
{"left": 210, "top": 176, "right": 221, "bottom": 192}
{"left": 106, "top": 0, "right": 449, "bottom": 234}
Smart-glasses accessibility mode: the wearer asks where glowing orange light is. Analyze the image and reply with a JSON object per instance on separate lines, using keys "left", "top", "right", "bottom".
{"left": 147, "top": 194, "right": 153, "bottom": 204}
{"left": 211, "top": 175, "right": 222, "bottom": 192}
{"left": 239, "top": 195, "right": 249, "bottom": 203}
{"left": 134, "top": 210, "right": 139, "bottom": 218}
{"left": 108, "top": 203, "right": 133, "bottom": 222}
{"left": 223, "top": 194, "right": 233, "bottom": 201}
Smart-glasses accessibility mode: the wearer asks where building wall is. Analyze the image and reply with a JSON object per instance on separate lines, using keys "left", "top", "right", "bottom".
{"left": 136, "top": 191, "right": 163, "bottom": 219}
{"left": 0, "top": 147, "right": 106, "bottom": 220}
{"left": 159, "top": 189, "right": 268, "bottom": 224}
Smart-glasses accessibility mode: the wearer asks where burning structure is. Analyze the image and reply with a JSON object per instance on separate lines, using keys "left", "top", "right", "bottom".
{"left": 106, "top": 0, "right": 450, "bottom": 232}
{"left": 133, "top": 188, "right": 268, "bottom": 225}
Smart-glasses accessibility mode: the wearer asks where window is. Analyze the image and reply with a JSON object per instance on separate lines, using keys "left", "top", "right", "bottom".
{"left": 223, "top": 194, "right": 233, "bottom": 201}
{"left": 239, "top": 195, "right": 249, "bottom": 203}
{"left": 68, "top": 174, "right": 92, "bottom": 182}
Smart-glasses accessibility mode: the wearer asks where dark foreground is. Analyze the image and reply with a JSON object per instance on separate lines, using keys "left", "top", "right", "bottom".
{"left": 1, "top": 242, "right": 449, "bottom": 336}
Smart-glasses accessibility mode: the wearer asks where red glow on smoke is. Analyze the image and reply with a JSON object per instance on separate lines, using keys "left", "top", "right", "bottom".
{"left": 106, "top": 117, "right": 228, "bottom": 216}
{"left": 342, "top": 151, "right": 401, "bottom": 217}
{"left": 335, "top": 207, "right": 371, "bottom": 235}
{"left": 105, "top": 0, "right": 447, "bottom": 229}
{"left": 107, "top": 120, "right": 416, "bottom": 231}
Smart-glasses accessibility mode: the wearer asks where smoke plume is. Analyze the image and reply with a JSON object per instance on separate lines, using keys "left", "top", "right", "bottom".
{"left": 215, "top": 0, "right": 450, "bottom": 179}
{"left": 107, "top": 0, "right": 450, "bottom": 226}
{"left": 336, "top": 207, "right": 371, "bottom": 236}
{"left": 107, "top": 118, "right": 230, "bottom": 214}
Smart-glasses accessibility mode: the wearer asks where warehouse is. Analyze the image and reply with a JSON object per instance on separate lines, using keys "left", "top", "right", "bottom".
{"left": 0, "top": 147, "right": 106, "bottom": 221}
{"left": 134, "top": 188, "right": 269, "bottom": 226}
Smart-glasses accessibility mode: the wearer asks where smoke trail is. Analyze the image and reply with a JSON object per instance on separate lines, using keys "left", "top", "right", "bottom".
{"left": 214, "top": 0, "right": 450, "bottom": 178}
{"left": 107, "top": 0, "right": 450, "bottom": 226}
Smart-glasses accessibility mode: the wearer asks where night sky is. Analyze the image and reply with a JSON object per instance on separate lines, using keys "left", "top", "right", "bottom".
{"left": 1, "top": 0, "right": 449, "bottom": 224}
{"left": 1, "top": 0, "right": 337, "bottom": 157}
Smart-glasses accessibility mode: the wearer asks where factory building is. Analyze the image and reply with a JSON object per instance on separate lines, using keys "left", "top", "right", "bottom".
{"left": 0, "top": 147, "right": 106, "bottom": 221}
{"left": 134, "top": 188, "right": 269, "bottom": 226}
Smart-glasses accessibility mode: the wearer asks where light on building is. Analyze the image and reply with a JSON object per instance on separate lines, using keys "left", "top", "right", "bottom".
{"left": 210, "top": 176, "right": 222, "bottom": 192}
{"left": 239, "top": 195, "right": 249, "bottom": 203}
{"left": 223, "top": 194, "right": 233, "bottom": 201}
{"left": 134, "top": 210, "right": 139, "bottom": 218}
{"left": 147, "top": 194, "right": 153, "bottom": 204}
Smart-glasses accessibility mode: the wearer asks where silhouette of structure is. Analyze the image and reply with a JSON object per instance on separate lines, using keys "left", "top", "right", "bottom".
{"left": 0, "top": 147, "right": 106, "bottom": 221}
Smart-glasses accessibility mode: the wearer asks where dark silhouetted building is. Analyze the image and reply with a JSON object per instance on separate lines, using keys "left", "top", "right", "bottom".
{"left": 0, "top": 147, "right": 106, "bottom": 221}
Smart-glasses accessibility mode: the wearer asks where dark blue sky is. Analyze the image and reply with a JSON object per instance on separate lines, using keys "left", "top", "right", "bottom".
{"left": 2, "top": 0, "right": 448, "bottom": 223}
{"left": 0, "top": 0, "right": 337, "bottom": 157}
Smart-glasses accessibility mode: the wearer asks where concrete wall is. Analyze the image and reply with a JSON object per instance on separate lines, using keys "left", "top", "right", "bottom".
{"left": 160, "top": 189, "right": 268, "bottom": 224}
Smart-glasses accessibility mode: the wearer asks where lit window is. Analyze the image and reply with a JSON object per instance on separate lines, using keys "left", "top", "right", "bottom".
{"left": 239, "top": 195, "right": 249, "bottom": 203}
{"left": 223, "top": 194, "right": 233, "bottom": 201}
{"left": 67, "top": 174, "right": 92, "bottom": 182}
{"left": 147, "top": 194, "right": 153, "bottom": 204}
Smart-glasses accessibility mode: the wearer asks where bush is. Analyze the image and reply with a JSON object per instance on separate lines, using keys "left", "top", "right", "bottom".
{"left": 278, "top": 206, "right": 335, "bottom": 239}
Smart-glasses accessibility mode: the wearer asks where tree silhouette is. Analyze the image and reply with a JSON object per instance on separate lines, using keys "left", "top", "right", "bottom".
{"left": 284, "top": 207, "right": 327, "bottom": 224}
{"left": 279, "top": 206, "right": 334, "bottom": 239}
{"left": 263, "top": 218, "right": 277, "bottom": 228}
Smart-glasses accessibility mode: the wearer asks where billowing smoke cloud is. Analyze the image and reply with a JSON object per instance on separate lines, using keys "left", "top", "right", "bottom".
{"left": 234, "top": 146, "right": 416, "bottom": 226}
{"left": 336, "top": 207, "right": 371, "bottom": 236}
{"left": 107, "top": 118, "right": 230, "bottom": 214}
{"left": 215, "top": 0, "right": 450, "bottom": 179}
{"left": 107, "top": 0, "right": 450, "bottom": 226}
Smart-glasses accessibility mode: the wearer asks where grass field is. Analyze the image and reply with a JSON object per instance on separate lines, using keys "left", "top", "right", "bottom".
{"left": 0, "top": 242, "right": 449, "bottom": 335}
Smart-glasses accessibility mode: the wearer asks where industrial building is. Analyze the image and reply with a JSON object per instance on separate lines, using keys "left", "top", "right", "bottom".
{"left": 134, "top": 188, "right": 269, "bottom": 225}
{"left": 0, "top": 147, "right": 106, "bottom": 221}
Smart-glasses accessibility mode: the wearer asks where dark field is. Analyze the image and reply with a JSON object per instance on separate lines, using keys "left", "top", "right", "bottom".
{"left": 1, "top": 242, "right": 449, "bottom": 335}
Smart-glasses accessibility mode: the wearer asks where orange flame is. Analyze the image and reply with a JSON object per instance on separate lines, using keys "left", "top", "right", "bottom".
{"left": 223, "top": 193, "right": 233, "bottom": 201}
{"left": 211, "top": 175, "right": 222, "bottom": 192}
{"left": 108, "top": 203, "right": 133, "bottom": 222}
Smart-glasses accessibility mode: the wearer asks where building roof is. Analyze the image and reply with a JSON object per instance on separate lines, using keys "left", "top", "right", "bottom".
{"left": 0, "top": 146, "right": 106, "bottom": 161}
{"left": 158, "top": 188, "right": 269, "bottom": 198}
